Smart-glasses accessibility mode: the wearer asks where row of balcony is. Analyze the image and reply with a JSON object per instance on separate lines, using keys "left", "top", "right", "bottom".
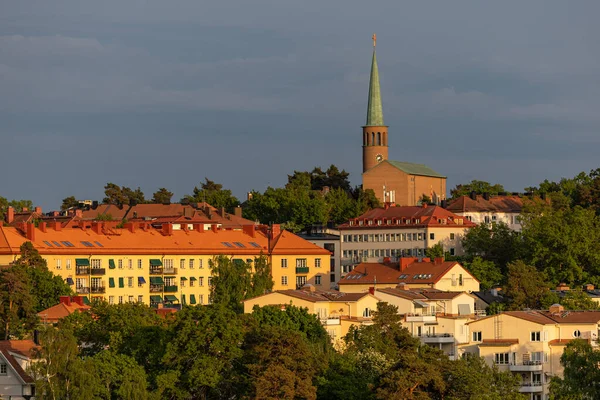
{"left": 150, "top": 267, "right": 178, "bottom": 275}
{"left": 77, "top": 285, "right": 179, "bottom": 294}
{"left": 77, "top": 267, "right": 180, "bottom": 276}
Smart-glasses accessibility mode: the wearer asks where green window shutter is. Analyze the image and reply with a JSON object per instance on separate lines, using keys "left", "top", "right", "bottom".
{"left": 181, "top": 294, "right": 186, "bottom": 305}
{"left": 109, "top": 259, "right": 116, "bottom": 269}
{"left": 190, "top": 294, "right": 197, "bottom": 305}
{"left": 118, "top": 277, "right": 124, "bottom": 288}
{"left": 109, "top": 278, "right": 115, "bottom": 288}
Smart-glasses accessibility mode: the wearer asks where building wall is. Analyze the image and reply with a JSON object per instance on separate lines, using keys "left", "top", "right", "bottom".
{"left": 270, "top": 254, "right": 331, "bottom": 291}
{"left": 0, "top": 354, "right": 31, "bottom": 399}
{"left": 454, "top": 211, "right": 522, "bottom": 231}
{"left": 413, "top": 175, "right": 447, "bottom": 206}
{"left": 362, "top": 163, "right": 411, "bottom": 205}
{"left": 243, "top": 292, "right": 318, "bottom": 314}
{"left": 434, "top": 265, "right": 480, "bottom": 292}
{"left": 424, "top": 227, "right": 469, "bottom": 256}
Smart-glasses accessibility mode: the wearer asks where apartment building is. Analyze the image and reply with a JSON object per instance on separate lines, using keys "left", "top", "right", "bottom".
{"left": 338, "top": 257, "right": 480, "bottom": 294}
{"left": 445, "top": 193, "right": 526, "bottom": 231}
{"left": 463, "top": 304, "right": 600, "bottom": 399}
{"left": 0, "top": 221, "right": 331, "bottom": 307}
{"left": 338, "top": 204, "right": 475, "bottom": 274}
{"left": 243, "top": 286, "right": 379, "bottom": 345}
{"left": 297, "top": 225, "right": 340, "bottom": 288}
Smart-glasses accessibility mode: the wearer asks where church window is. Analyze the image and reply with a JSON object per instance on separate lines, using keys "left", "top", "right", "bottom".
{"left": 377, "top": 132, "right": 381, "bottom": 145}
{"left": 371, "top": 132, "right": 375, "bottom": 145}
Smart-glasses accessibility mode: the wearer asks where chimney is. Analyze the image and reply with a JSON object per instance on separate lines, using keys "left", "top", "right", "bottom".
{"left": 211, "top": 224, "right": 218, "bottom": 233}
{"left": 72, "top": 296, "right": 84, "bottom": 306}
{"left": 234, "top": 206, "right": 242, "bottom": 218}
{"left": 26, "top": 223, "right": 36, "bottom": 241}
{"left": 549, "top": 303, "right": 564, "bottom": 314}
{"left": 421, "top": 257, "right": 431, "bottom": 263}
{"left": 181, "top": 224, "right": 188, "bottom": 232}
{"left": 219, "top": 207, "right": 226, "bottom": 217}
{"left": 271, "top": 224, "right": 281, "bottom": 238}
{"left": 183, "top": 207, "right": 193, "bottom": 218}
{"left": 91, "top": 221, "right": 102, "bottom": 234}
{"left": 470, "top": 191, "right": 477, "bottom": 201}
{"left": 556, "top": 283, "right": 570, "bottom": 292}
{"left": 434, "top": 257, "right": 444, "bottom": 265}
{"left": 422, "top": 203, "right": 427, "bottom": 208}
{"left": 34, "top": 206, "right": 42, "bottom": 214}
{"left": 162, "top": 223, "right": 173, "bottom": 236}
{"left": 22, "top": 207, "right": 28, "bottom": 212}
{"left": 441, "top": 199, "right": 447, "bottom": 208}
{"left": 6, "top": 206, "right": 14, "bottom": 224}
{"left": 59, "top": 296, "right": 71, "bottom": 306}
{"left": 124, "top": 222, "right": 136, "bottom": 233}
{"left": 483, "top": 192, "right": 490, "bottom": 201}
{"left": 39, "top": 221, "right": 47, "bottom": 233}
{"left": 194, "top": 223, "right": 204, "bottom": 233}
{"left": 75, "top": 209, "right": 83, "bottom": 218}
{"left": 79, "top": 220, "right": 87, "bottom": 232}
{"left": 52, "top": 221, "right": 62, "bottom": 231}
{"left": 368, "top": 287, "right": 375, "bottom": 295}
{"left": 400, "top": 257, "right": 418, "bottom": 272}
{"left": 243, "top": 224, "right": 256, "bottom": 238}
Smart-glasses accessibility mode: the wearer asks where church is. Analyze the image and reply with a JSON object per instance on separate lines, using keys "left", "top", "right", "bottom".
{"left": 361, "top": 37, "right": 447, "bottom": 206}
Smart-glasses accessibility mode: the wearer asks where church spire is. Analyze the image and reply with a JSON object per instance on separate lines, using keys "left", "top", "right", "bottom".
{"left": 366, "top": 34, "right": 384, "bottom": 126}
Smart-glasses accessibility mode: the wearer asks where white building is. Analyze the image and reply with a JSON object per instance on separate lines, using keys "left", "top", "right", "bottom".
{"left": 0, "top": 340, "right": 36, "bottom": 400}
{"left": 445, "top": 193, "right": 525, "bottom": 231}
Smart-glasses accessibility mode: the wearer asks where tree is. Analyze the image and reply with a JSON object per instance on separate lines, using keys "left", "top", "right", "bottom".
{"left": 0, "top": 264, "right": 36, "bottom": 339}
{"left": 325, "top": 188, "right": 357, "bottom": 225}
{"left": 183, "top": 178, "right": 240, "bottom": 212}
{"left": 247, "top": 255, "right": 274, "bottom": 299}
{"left": 14, "top": 242, "right": 72, "bottom": 313}
{"left": 88, "top": 350, "right": 149, "bottom": 399}
{"left": 103, "top": 182, "right": 126, "bottom": 205}
{"left": 418, "top": 194, "right": 432, "bottom": 205}
{"left": 151, "top": 188, "right": 174, "bottom": 204}
{"left": 61, "top": 196, "right": 79, "bottom": 211}
{"left": 462, "top": 222, "right": 522, "bottom": 274}
{"left": 560, "top": 289, "right": 599, "bottom": 311}
{"left": 425, "top": 243, "right": 444, "bottom": 259}
{"left": 504, "top": 261, "right": 556, "bottom": 310}
{"left": 209, "top": 255, "right": 252, "bottom": 313}
{"left": 450, "top": 180, "right": 506, "bottom": 199}
{"left": 158, "top": 305, "right": 244, "bottom": 399}
{"left": 0, "top": 196, "right": 33, "bottom": 220}
{"left": 122, "top": 186, "right": 146, "bottom": 205}
{"left": 463, "top": 257, "right": 503, "bottom": 290}
{"left": 550, "top": 339, "right": 600, "bottom": 399}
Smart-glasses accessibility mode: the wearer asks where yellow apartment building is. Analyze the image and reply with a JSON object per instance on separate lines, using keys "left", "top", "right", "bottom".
{"left": 0, "top": 221, "right": 331, "bottom": 307}
{"left": 243, "top": 287, "right": 379, "bottom": 346}
{"left": 463, "top": 304, "right": 600, "bottom": 400}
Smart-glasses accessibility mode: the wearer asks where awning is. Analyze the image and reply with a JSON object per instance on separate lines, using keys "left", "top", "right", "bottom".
{"left": 190, "top": 294, "right": 197, "bottom": 304}
{"left": 150, "top": 295, "right": 163, "bottom": 303}
{"left": 180, "top": 277, "right": 188, "bottom": 281}
{"left": 413, "top": 300, "right": 429, "bottom": 308}
{"left": 66, "top": 278, "right": 74, "bottom": 285}
{"left": 83, "top": 296, "right": 91, "bottom": 305}
{"left": 109, "top": 278, "right": 115, "bottom": 288}
{"left": 164, "top": 295, "right": 178, "bottom": 303}
{"left": 189, "top": 277, "right": 197, "bottom": 281}
{"left": 109, "top": 259, "right": 116, "bottom": 269}
{"left": 164, "top": 276, "right": 176, "bottom": 279}
{"left": 76, "top": 258, "right": 90, "bottom": 266}
{"left": 138, "top": 277, "right": 146, "bottom": 284}
{"left": 181, "top": 294, "right": 187, "bottom": 305}
{"left": 150, "top": 259, "right": 163, "bottom": 267}
{"left": 458, "top": 304, "right": 472, "bottom": 315}
{"left": 150, "top": 277, "right": 164, "bottom": 285}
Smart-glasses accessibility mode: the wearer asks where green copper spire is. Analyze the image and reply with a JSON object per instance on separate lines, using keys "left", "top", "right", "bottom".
{"left": 366, "top": 48, "right": 384, "bottom": 126}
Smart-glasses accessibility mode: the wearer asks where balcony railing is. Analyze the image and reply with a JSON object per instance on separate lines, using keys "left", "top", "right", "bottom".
{"left": 76, "top": 267, "right": 91, "bottom": 275}
{"left": 91, "top": 268, "right": 106, "bottom": 276}
{"left": 76, "top": 286, "right": 90, "bottom": 294}
{"left": 149, "top": 285, "right": 163, "bottom": 293}
{"left": 296, "top": 267, "right": 309, "bottom": 274}
{"left": 163, "top": 267, "right": 178, "bottom": 274}
{"left": 163, "top": 285, "right": 178, "bottom": 293}
{"left": 149, "top": 267, "right": 163, "bottom": 275}
{"left": 91, "top": 286, "right": 106, "bottom": 294}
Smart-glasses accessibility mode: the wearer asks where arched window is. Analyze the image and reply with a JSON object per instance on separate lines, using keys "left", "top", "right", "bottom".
{"left": 371, "top": 132, "right": 375, "bottom": 145}
{"left": 363, "top": 133, "right": 367, "bottom": 146}
{"left": 377, "top": 132, "right": 381, "bottom": 145}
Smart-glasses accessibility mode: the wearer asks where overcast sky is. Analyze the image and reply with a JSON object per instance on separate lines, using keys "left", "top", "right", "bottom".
{"left": 2, "top": 1, "right": 599, "bottom": 210}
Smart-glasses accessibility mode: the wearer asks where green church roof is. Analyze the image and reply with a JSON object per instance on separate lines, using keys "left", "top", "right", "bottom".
{"left": 387, "top": 160, "right": 446, "bottom": 178}
{"left": 366, "top": 50, "right": 384, "bottom": 126}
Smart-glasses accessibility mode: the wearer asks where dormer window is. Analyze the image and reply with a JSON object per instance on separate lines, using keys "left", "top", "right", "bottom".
{"left": 377, "top": 219, "right": 382, "bottom": 226}
{"left": 368, "top": 220, "right": 373, "bottom": 226}
{"left": 349, "top": 220, "right": 354, "bottom": 226}
{"left": 358, "top": 220, "right": 364, "bottom": 226}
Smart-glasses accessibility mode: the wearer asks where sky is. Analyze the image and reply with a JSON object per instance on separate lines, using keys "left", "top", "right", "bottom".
{"left": 1, "top": 1, "right": 599, "bottom": 210}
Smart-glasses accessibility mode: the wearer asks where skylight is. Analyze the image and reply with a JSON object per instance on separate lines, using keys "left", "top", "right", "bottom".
{"left": 233, "top": 242, "right": 245, "bottom": 248}
{"left": 221, "top": 242, "right": 234, "bottom": 248}
{"left": 43, "top": 241, "right": 53, "bottom": 247}
{"left": 249, "top": 242, "right": 262, "bottom": 248}
{"left": 94, "top": 241, "right": 104, "bottom": 247}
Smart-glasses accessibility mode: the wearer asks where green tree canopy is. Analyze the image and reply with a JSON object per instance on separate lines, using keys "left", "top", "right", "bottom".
{"left": 450, "top": 180, "right": 506, "bottom": 199}
{"left": 151, "top": 188, "right": 174, "bottom": 204}
{"left": 183, "top": 178, "right": 240, "bottom": 212}
{"left": 504, "top": 260, "right": 558, "bottom": 310}
{"left": 61, "top": 195, "right": 79, "bottom": 211}
{"left": 550, "top": 339, "right": 600, "bottom": 399}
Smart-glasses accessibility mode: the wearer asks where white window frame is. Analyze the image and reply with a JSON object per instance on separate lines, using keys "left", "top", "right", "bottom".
{"left": 281, "top": 259, "right": 288, "bottom": 268}
{"left": 282, "top": 276, "right": 288, "bottom": 286}
{"left": 315, "top": 258, "right": 321, "bottom": 268}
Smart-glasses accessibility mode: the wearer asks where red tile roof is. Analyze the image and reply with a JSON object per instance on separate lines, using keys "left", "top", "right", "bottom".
{"left": 245, "top": 288, "right": 371, "bottom": 303}
{"left": 338, "top": 205, "right": 476, "bottom": 229}
{"left": 446, "top": 195, "right": 525, "bottom": 214}
{"left": 377, "top": 287, "right": 466, "bottom": 300}
{"left": 38, "top": 300, "right": 91, "bottom": 323}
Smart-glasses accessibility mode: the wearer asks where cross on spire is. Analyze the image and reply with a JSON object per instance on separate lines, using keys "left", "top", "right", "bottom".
{"left": 372, "top": 33, "right": 377, "bottom": 48}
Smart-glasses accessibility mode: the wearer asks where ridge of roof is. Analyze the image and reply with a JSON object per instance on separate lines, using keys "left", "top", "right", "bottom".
{"left": 387, "top": 160, "right": 446, "bottom": 178}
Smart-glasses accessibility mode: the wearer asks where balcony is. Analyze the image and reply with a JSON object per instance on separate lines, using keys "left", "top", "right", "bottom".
{"left": 321, "top": 317, "right": 341, "bottom": 326}
{"left": 149, "top": 285, "right": 163, "bottom": 293}
{"left": 163, "top": 285, "right": 178, "bottom": 293}
{"left": 519, "top": 382, "right": 543, "bottom": 393}
{"left": 91, "top": 286, "right": 106, "bottom": 294}
{"left": 76, "top": 286, "right": 90, "bottom": 294}
{"left": 296, "top": 267, "right": 309, "bottom": 274}
{"left": 163, "top": 267, "right": 178, "bottom": 274}
{"left": 76, "top": 267, "right": 91, "bottom": 275}
{"left": 420, "top": 333, "right": 455, "bottom": 344}
{"left": 509, "top": 361, "right": 543, "bottom": 372}
{"left": 91, "top": 268, "right": 106, "bottom": 276}
{"left": 149, "top": 267, "right": 163, "bottom": 275}
{"left": 406, "top": 313, "right": 436, "bottom": 323}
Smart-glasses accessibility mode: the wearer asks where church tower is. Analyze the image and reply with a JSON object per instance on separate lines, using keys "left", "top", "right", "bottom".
{"left": 362, "top": 34, "right": 389, "bottom": 173}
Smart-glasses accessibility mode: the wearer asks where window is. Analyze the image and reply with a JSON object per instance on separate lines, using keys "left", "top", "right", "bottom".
{"left": 189, "top": 259, "right": 195, "bottom": 269}
{"left": 180, "top": 259, "right": 185, "bottom": 269}
{"left": 128, "top": 259, "right": 133, "bottom": 269}
{"left": 0, "top": 363, "right": 6, "bottom": 375}
{"left": 128, "top": 277, "right": 133, "bottom": 288}
{"left": 315, "top": 258, "right": 321, "bottom": 268}
{"left": 296, "top": 259, "right": 307, "bottom": 268}
{"left": 450, "top": 248, "right": 456, "bottom": 256}
{"left": 199, "top": 294, "right": 204, "bottom": 304}
{"left": 164, "top": 259, "right": 173, "bottom": 269}
{"left": 118, "top": 259, "right": 123, "bottom": 269}
{"left": 573, "top": 330, "right": 582, "bottom": 338}
{"left": 450, "top": 233, "right": 455, "bottom": 240}
{"left": 190, "top": 279, "right": 195, "bottom": 287}
{"left": 459, "top": 274, "right": 463, "bottom": 286}
{"left": 417, "top": 233, "right": 423, "bottom": 241}
{"left": 138, "top": 295, "right": 143, "bottom": 303}
{"left": 282, "top": 276, "right": 288, "bottom": 286}
{"left": 91, "top": 259, "right": 101, "bottom": 268}
{"left": 56, "top": 259, "right": 62, "bottom": 269}
{"left": 531, "top": 331, "right": 541, "bottom": 342}
{"left": 66, "top": 259, "right": 72, "bottom": 270}
{"left": 472, "top": 331, "right": 482, "bottom": 342}
{"left": 363, "top": 308, "right": 371, "bottom": 317}
{"left": 128, "top": 295, "right": 134, "bottom": 303}
{"left": 281, "top": 259, "right": 288, "bottom": 268}
{"left": 119, "top": 277, "right": 124, "bottom": 288}
{"left": 208, "top": 277, "right": 212, "bottom": 286}
{"left": 138, "top": 259, "right": 142, "bottom": 269}
{"left": 531, "top": 351, "right": 544, "bottom": 363}
{"left": 492, "top": 215, "right": 497, "bottom": 221}
{"left": 315, "top": 275, "right": 322, "bottom": 285}
{"left": 199, "top": 259, "right": 203, "bottom": 268}
{"left": 109, "top": 296, "right": 114, "bottom": 305}
{"left": 430, "top": 233, "right": 435, "bottom": 240}
{"left": 118, "top": 296, "right": 123, "bottom": 304}
{"left": 199, "top": 277, "right": 204, "bottom": 286}
{"left": 494, "top": 353, "right": 510, "bottom": 365}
